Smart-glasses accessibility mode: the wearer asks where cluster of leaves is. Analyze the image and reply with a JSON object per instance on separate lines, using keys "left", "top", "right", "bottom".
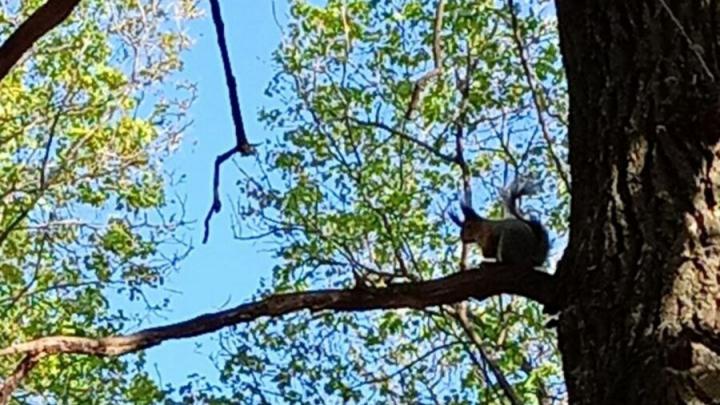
{"left": 0, "top": 0, "right": 200, "bottom": 402}
{"left": 213, "top": 0, "right": 569, "bottom": 403}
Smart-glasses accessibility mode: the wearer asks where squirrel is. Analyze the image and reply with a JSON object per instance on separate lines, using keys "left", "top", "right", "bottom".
{"left": 449, "top": 179, "right": 549, "bottom": 267}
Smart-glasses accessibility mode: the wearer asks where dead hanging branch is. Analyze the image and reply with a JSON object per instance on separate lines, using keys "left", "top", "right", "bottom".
{"left": 203, "top": 0, "right": 256, "bottom": 243}
{"left": 0, "top": 265, "right": 557, "bottom": 359}
{"left": 0, "top": 0, "right": 81, "bottom": 82}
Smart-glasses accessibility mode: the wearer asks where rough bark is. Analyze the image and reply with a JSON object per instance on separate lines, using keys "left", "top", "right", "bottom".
{"left": 555, "top": 1, "right": 720, "bottom": 403}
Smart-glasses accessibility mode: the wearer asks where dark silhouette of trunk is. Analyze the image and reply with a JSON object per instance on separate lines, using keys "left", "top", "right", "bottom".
{"left": 555, "top": 1, "right": 720, "bottom": 403}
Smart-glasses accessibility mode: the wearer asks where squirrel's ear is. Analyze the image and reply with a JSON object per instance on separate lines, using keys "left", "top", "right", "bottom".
{"left": 448, "top": 212, "right": 463, "bottom": 227}
{"left": 460, "top": 202, "right": 482, "bottom": 222}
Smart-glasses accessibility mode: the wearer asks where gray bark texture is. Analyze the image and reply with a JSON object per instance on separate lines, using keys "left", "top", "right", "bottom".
{"left": 555, "top": 0, "right": 720, "bottom": 403}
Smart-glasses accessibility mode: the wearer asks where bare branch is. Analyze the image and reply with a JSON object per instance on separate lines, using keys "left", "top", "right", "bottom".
{"left": 352, "top": 341, "right": 462, "bottom": 389}
{"left": 0, "top": 354, "right": 43, "bottom": 405}
{"left": 0, "top": 112, "right": 61, "bottom": 247}
{"left": 351, "top": 118, "right": 456, "bottom": 164}
{"left": 202, "top": 146, "right": 236, "bottom": 243}
{"left": 457, "top": 306, "right": 523, "bottom": 405}
{"left": 208, "top": 0, "right": 253, "bottom": 154}
{"left": 0, "top": 266, "right": 557, "bottom": 360}
{"left": 0, "top": 0, "right": 80, "bottom": 82}
{"left": 404, "top": 0, "right": 445, "bottom": 120}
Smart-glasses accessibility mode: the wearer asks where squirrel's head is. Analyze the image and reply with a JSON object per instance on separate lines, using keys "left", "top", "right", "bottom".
{"left": 449, "top": 203, "right": 488, "bottom": 243}
{"left": 459, "top": 218, "right": 489, "bottom": 243}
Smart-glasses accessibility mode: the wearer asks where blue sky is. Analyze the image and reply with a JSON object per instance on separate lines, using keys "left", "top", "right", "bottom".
{"left": 143, "top": 1, "right": 287, "bottom": 388}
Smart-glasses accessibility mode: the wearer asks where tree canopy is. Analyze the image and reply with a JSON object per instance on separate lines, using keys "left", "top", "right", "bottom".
{"left": 0, "top": 0, "right": 198, "bottom": 402}
{"left": 6, "top": 0, "right": 714, "bottom": 404}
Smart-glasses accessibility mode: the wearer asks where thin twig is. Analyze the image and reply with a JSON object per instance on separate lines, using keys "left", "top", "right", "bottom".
{"left": 507, "top": 0, "right": 570, "bottom": 191}
{"left": 456, "top": 306, "right": 523, "bottom": 405}
{"left": 351, "top": 118, "right": 456, "bottom": 163}
{"left": 404, "top": 0, "right": 445, "bottom": 119}
{"left": 0, "top": 112, "right": 61, "bottom": 247}
{"left": 2, "top": 230, "right": 50, "bottom": 315}
{"left": 352, "top": 341, "right": 462, "bottom": 389}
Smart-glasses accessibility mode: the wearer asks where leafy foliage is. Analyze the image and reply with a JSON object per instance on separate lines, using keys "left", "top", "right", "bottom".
{"left": 0, "top": 0, "right": 199, "bottom": 402}
{"left": 218, "top": 0, "right": 569, "bottom": 403}
{"left": 0, "top": 0, "right": 572, "bottom": 402}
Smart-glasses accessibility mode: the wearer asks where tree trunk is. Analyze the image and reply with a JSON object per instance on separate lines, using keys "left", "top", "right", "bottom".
{"left": 555, "top": 1, "right": 720, "bottom": 403}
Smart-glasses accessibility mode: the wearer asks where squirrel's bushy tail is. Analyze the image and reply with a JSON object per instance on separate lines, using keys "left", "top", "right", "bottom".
{"left": 500, "top": 178, "right": 541, "bottom": 220}
{"left": 501, "top": 178, "right": 549, "bottom": 265}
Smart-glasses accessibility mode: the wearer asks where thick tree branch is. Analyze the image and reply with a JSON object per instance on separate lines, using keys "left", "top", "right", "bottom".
{"left": 0, "top": 0, "right": 80, "bottom": 82}
{"left": 0, "top": 266, "right": 557, "bottom": 360}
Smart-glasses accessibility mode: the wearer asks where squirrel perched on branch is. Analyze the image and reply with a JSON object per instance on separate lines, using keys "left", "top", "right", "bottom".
{"left": 449, "top": 179, "right": 550, "bottom": 267}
